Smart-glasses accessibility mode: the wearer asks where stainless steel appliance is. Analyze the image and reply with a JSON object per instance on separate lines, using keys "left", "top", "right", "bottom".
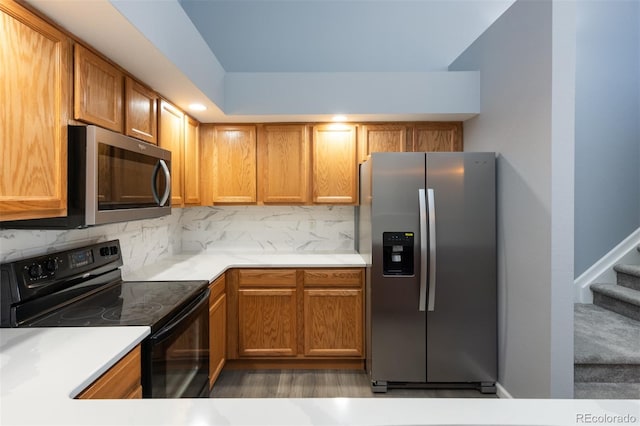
{"left": 0, "top": 240, "right": 210, "bottom": 398}
{"left": 358, "top": 152, "right": 496, "bottom": 393}
{"left": 2, "top": 125, "right": 172, "bottom": 229}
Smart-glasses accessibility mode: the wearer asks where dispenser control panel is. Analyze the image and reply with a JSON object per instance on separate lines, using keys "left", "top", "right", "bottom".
{"left": 382, "top": 232, "right": 415, "bottom": 276}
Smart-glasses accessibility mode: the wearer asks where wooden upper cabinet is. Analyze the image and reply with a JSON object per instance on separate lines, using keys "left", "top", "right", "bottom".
{"left": 359, "top": 124, "right": 409, "bottom": 163}
{"left": 124, "top": 76, "right": 157, "bottom": 144}
{"left": 312, "top": 124, "right": 357, "bottom": 205}
{"left": 74, "top": 43, "right": 123, "bottom": 132}
{"left": 0, "top": 1, "right": 71, "bottom": 221}
{"left": 410, "top": 122, "right": 463, "bottom": 152}
{"left": 212, "top": 125, "right": 257, "bottom": 204}
{"left": 258, "top": 125, "right": 309, "bottom": 204}
{"left": 158, "top": 99, "right": 184, "bottom": 207}
{"left": 184, "top": 115, "right": 201, "bottom": 206}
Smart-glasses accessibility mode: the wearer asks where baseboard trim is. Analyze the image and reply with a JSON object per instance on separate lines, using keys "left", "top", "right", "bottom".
{"left": 574, "top": 227, "right": 640, "bottom": 303}
{"left": 225, "top": 358, "right": 365, "bottom": 370}
{"left": 496, "top": 382, "right": 513, "bottom": 399}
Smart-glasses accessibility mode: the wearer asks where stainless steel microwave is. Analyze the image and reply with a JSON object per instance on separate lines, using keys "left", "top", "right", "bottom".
{"left": 2, "top": 125, "right": 172, "bottom": 229}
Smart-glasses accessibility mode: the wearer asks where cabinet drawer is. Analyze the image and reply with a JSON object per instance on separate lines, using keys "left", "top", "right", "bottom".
{"left": 76, "top": 345, "right": 141, "bottom": 399}
{"left": 238, "top": 269, "right": 297, "bottom": 287}
{"left": 302, "top": 269, "right": 363, "bottom": 288}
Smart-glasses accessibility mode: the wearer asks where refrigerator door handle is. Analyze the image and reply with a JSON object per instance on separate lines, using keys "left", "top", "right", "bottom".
{"left": 418, "top": 189, "right": 428, "bottom": 311}
{"left": 427, "top": 188, "right": 437, "bottom": 311}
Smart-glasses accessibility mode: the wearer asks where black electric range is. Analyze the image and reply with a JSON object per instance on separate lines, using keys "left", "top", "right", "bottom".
{"left": 26, "top": 279, "right": 208, "bottom": 332}
{"left": 0, "top": 240, "right": 211, "bottom": 398}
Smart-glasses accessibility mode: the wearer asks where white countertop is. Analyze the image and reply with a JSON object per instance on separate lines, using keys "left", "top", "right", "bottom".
{"left": 1, "top": 326, "right": 638, "bottom": 426}
{"left": 2, "top": 253, "right": 639, "bottom": 426}
{"left": 122, "top": 251, "right": 368, "bottom": 282}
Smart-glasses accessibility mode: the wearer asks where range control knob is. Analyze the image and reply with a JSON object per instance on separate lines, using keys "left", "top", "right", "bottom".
{"left": 99, "top": 247, "right": 110, "bottom": 256}
{"left": 28, "top": 264, "right": 43, "bottom": 278}
{"left": 44, "top": 259, "right": 58, "bottom": 273}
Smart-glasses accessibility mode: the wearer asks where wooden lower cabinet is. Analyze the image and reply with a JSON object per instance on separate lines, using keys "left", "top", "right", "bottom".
{"left": 209, "top": 275, "right": 226, "bottom": 389}
{"left": 76, "top": 345, "right": 141, "bottom": 399}
{"left": 228, "top": 268, "right": 364, "bottom": 367}
{"left": 238, "top": 288, "right": 298, "bottom": 357}
{"left": 303, "top": 288, "right": 363, "bottom": 357}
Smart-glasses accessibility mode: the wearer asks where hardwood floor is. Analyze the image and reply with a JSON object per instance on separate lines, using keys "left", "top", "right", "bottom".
{"left": 210, "top": 369, "right": 497, "bottom": 398}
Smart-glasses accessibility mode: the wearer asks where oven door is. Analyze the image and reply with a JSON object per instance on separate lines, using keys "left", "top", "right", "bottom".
{"left": 142, "top": 288, "right": 210, "bottom": 398}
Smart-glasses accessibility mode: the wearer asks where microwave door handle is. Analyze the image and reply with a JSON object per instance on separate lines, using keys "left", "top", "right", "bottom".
{"left": 151, "top": 160, "right": 171, "bottom": 206}
{"left": 151, "top": 161, "right": 161, "bottom": 205}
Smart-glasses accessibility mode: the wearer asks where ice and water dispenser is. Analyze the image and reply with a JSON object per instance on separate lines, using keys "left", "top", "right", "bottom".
{"left": 382, "top": 232, "right": 415, "bottom": 276}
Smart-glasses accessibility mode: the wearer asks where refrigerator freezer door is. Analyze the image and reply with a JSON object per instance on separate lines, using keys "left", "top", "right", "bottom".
{"left": 369, "top": 153, "right": 427, "bottom": 383}
{"left": 425, "top": 153, "right": 497, "bottom": 383}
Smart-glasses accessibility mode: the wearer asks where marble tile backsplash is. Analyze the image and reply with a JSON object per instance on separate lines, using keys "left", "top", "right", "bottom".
{"left": 0, "top": 205, "right": 356, "bottom": 270}
{"left": 0, "top": 209, "right": 183, "bottom": 275}
{"left": 181, "top": 206, "right": 355, "bottom": 253}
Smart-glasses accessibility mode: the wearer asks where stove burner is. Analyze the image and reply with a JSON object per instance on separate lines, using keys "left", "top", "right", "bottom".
{"left": 102, "top": 302, "right": 164, "bottom": 322}
{"left": 60, "top": 306, "right": 106, "bottom": 321}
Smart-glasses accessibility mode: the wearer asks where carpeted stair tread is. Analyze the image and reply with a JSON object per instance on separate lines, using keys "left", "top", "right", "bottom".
{"left": 574, "top": 382, "right": 640, "bottom": 399}
{"left": 574, "top": 304, "right": 640, "bottom": 364}
{"left": 590, "top": 283, "right": 640, "bottom": 307}
{"left": 614, "top": 263, "right": 640, "bottom": 278}
{"left": 613, "top": 264, "right": 640, "bottom": 291}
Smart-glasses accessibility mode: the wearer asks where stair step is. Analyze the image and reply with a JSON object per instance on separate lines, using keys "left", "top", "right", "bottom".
{"left": 574, "top": 303, "right": 640, "bottom": 369}
{"left": 614, "top": 264, "right": 640, "bottom": 291}
{"left": 591, "top": 283, "right": 640, "bottom": 321}
{"left": 574, "top": 304, "right": 640, "bottom": 398}
{"left": 574, "top": 382, "right": 640, "bottom": 399}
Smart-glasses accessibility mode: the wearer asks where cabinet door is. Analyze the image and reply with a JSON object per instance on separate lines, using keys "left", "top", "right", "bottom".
{"left": 212, "top": 126, "right": 257, "bottom": 203}
{"left": 184, "top": 115, "right": 201, "bottom": 206}
{"left": 1, "top": 2, "right": 71, "bottom": 221}
{"left": 74, "top": 43, "right": 123, "bottom": 132}
{"left": 258, "top": 125, "right": 309, "bottom": 204}
{"left": 303, "top": 288, "right": 363, "bottom": 357}
{"left": 410, "top": 122, "right": 463, "bottom": 152}
{"left": 312, "top": 124, "right": 357, "bottom": 204}
{"left": 158, "top": 99, "right": 184, "bottom": 206}
{"left": 359, "top": 124, "right": 408, "bottom": 163}
{"left": 238, "top": 288, "right": 297, "bottom": 357}
{"left": 209, "top": 275, "right": 226, "bottom": 388}
{"left": 76, "top": 345, "right": 142, "bottom": 399}
{"left": 125, "top": 76, "right": 157, "bottom": 144}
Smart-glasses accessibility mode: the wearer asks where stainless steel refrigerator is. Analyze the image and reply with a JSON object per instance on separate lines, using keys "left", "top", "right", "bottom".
{"left": 357, "top": 152, "right": 497, "bottom": 393}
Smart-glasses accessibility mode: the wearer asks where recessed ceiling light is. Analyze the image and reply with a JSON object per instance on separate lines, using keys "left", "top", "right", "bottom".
{"left": 332, "top": 115, "right": 347, "bottom": 122}
{"left": 188, "top": 103, "right": 207, "bottom": 111}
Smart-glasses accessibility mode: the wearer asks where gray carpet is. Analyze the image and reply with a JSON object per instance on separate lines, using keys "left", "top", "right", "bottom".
{"left": 574, "top": 304, "right": 640, "bottom": 364}
{"left": 574, "top": 303, "right": 640, "bottom": 399}
{"left": 575, "top": 382, "right": 640, "bottom": 399}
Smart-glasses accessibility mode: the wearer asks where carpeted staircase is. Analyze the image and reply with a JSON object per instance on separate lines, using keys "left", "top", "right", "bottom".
{"left": 574, "top": 246, "right": 640, "bottom": 399}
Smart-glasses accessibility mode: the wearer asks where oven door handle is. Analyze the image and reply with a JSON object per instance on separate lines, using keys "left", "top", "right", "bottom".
{"left": 149, "top": 288, "right": 210, "bottom": 343}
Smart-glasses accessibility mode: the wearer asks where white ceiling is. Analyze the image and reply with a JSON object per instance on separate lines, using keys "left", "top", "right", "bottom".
{"left": 25, "top": 0, "right": 514, "bottom": 122}
{"left": 179, "top": 0, "right": 514, "bottom": 73}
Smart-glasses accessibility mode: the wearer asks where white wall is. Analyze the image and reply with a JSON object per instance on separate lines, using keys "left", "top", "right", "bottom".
{"left": 449, "top": 0, "right": 575, "bottom": 398}
{"left": 224, "top": 71, "right": 479, "bottom": 117}
{"left": 573, "top": 0, "right": 640, "bottom": 277}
